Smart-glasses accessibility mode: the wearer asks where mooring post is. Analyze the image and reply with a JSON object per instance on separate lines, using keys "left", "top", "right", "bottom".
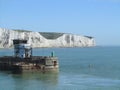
{"left": 51, "top": 51, "right": 55, "bottom": 57}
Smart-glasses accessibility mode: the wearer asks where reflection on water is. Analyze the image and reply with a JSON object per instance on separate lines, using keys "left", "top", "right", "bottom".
{"left": 12, "top": 72, "right": 58, "bottom": 84}
{"left": 0, "top": 71, "right": 58, "bottom": 90}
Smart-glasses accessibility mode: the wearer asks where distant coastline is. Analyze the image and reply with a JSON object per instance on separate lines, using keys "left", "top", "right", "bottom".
{"left": 0, "top": 28, "right": 95, "bottom": 48}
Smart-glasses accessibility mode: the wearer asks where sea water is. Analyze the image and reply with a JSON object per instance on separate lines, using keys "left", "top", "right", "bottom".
{"left": 0, "top": 47, "right": 120, "bottom": 90}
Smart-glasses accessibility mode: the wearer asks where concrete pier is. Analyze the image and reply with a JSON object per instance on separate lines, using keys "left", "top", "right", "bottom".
{"left": 0, "top": 56, "right": 59, "bottom": 73}
{"left": 0, "top": 39, "right": 59, "bottom": 73}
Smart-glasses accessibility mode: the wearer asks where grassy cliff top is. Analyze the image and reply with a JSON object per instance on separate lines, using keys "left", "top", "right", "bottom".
{"left": 13, "top": 29, "right": 93, "bottom": 40}
{"left": 13, "top": 29, "right": 64, "bottom": 39}
{"left": 39, "top": 32, "right": 64, "bottom": 39}
{"left": 13, "top": 29, "right": 32, "bottom": 32}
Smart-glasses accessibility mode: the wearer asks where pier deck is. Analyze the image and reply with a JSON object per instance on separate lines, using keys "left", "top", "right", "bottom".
{"left": 0, "top": 56, "right": 59, "bottom": 73}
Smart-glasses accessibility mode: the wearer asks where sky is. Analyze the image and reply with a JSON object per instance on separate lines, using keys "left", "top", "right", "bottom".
{"left": 0, "top": 0, "right": 120, "bottom": 46}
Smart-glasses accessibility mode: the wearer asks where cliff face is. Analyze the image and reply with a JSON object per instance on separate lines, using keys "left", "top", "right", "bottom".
{"left": 0, "top": 28, "right": 95, "bottom": 48}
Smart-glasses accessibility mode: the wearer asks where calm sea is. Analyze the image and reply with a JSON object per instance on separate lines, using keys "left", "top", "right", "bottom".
{"left": 0, "top": 47, "right": 120, "bottom": 90}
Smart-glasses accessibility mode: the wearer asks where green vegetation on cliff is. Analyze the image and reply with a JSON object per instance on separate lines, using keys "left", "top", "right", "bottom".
{"left": 13, "top": 29, "right": 32, "bottom": 32}
{"left": 39, "top": 32, "right": 64, "bottom": 39}
{"left": 13, "top": 29, "right": 64, "bottom": 39}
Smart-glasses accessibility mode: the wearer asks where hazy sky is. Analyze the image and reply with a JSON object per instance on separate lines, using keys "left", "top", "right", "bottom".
{"left": 0, "top": 0, "right": 120, "bottom": 46}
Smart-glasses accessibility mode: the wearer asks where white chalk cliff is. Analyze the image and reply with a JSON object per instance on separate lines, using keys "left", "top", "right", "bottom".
{"left": 0, "top": 28, "right": 95, "bottom": 48}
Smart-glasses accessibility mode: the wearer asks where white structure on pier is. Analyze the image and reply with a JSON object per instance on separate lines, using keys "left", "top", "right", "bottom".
{"left": 13, "top": 39, "right": 32, "bottom": 58}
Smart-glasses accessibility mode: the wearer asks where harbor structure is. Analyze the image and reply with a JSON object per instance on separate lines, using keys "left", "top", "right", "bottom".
{"left": 0, "top": 39, "right": 59, "bottom": 73}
